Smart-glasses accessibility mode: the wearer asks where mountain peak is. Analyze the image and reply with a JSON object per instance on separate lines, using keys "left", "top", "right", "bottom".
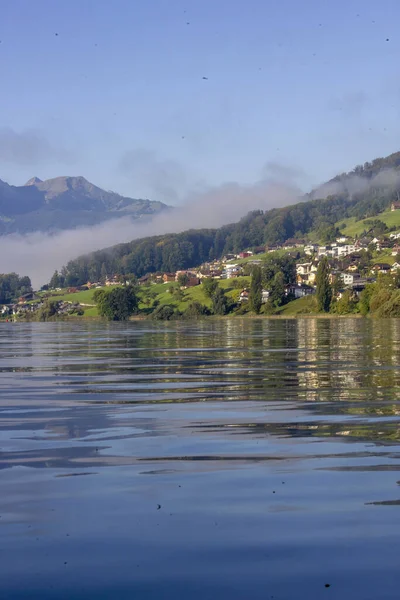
{"left": 24, "top": 177, "right": 43, "bottom": 186}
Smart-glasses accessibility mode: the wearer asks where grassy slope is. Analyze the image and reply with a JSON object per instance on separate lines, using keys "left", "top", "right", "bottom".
{"left": 138, "top": 278, "right": 251, "bottom": 312}
{"left": 274, "top": 295, "right": 318, "bottom": 316}
{"left": 46, "top": 278, "right": 252, "bottom": 317}
{"left": 337, "top": 210, "right": 400, "bottom": 237}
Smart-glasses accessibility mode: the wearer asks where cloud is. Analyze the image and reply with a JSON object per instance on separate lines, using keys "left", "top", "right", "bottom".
{"left": 312, "top": 166, "right": 400, "bottom": 200}
{"left": 0, "top": 174, "right": 300, "bottom": 287}
{"left": 118, "top": 149, "right": 199, "bottom": 204}
{"left": 0, "top": 127, "right": 72, "bottom": 166}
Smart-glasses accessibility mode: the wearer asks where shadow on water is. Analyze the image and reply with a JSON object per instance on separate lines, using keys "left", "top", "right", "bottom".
{"left": 1, "top": 319, "right": 400, "bottom": 599}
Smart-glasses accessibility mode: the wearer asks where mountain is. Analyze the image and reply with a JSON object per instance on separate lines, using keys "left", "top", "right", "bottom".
{"left": 0, "top": 175, "right": 168, "bottom": 234}
{"left": 60, "top": 150, "right": 400, "bottom": 286}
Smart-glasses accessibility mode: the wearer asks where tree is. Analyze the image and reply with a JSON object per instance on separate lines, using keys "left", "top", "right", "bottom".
{"left": 151, "top": 304, "right": 176, "bottom": 320}
{"left": 249, "top": 265, "right": 262, "bottom": 313}
{"left": 177, "top": 273, "right": 189, "bottom": 287}
{"left": 269, "top": 272, "right": 285, "bottom": 307}
{"left": 100, "top": 263, "right": 108, "bottom": 283}
{"left": 183, "top": 302, "right": 209, "bottom": 319}
{"left": 316, "top": 256, "right": 332, "bottom": 312}
{"left": 94, "top": 287, "right": 138, "bottom": 321}
{"left": 212, "top": 288, "right": 229, "bottom": 315}
{"left": 38, "top": 300, "right": 59, "bottom": 321}
{"left": 49, "top": 270, "right": 60, "bottom": 289}
{"left": 202, "top": 277, "right": 218, "bottom": 298}
{"left": 334, "top": 290, "right": 357, "bottom": 315}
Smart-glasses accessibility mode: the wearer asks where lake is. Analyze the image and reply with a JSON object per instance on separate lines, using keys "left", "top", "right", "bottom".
{"left": 1, "top": 318, "right": 400, "bottom": 599}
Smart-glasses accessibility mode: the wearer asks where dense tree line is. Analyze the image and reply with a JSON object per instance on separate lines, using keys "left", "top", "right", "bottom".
{"left": 0, "top": 273, "right": 32, "bottom": 303}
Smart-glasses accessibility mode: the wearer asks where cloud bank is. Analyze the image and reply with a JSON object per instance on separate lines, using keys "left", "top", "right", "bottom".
{"left": 0, "top": 170, "right": 301, "bottom": 287}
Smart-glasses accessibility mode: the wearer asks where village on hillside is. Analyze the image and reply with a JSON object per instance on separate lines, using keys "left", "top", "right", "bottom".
{"left": 4, "top": 216, "right": 400, "bottom": 319}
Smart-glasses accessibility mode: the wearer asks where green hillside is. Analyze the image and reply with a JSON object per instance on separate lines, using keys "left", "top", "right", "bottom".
{"left": 45, "top": 278, "right": 251, "bottom": 318}
{"left": 55, "top": 150, "right": 400, "bottom": 287}
{"left": 337, "top": 210, "right": 400, "bottom": 237}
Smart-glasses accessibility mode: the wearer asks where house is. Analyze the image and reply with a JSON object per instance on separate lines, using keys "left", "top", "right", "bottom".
{"left": 139, "top": 274, "right": 153, "bottom": 285}
{"left": 283, "top": 238, "right": 306, "bottom": 248}
{"left": 304, "top": 243, "right": 319, "bottom": 256}
{"left": 222, "top": 254, "right": 236, "bottom": 262}
{"left": 391, "top": 202, "right": 400, "bottom": 211}
{"left": 390, "top": 232, "right": 400, "bottom": 240}
{"left": 341, "top": 272, "right": 361, "bottom": 286}
{"left": 265, "top": 244, "right": 281, "bottom": 253}
{"left": 337, "top": 244, "right": 356, "bottom": 258}
{"left": 371, "top": 263, "right": 391, "bottom": 275}
{"left": 296, "top": 262, "right": 313, "bottom": 276}
{"left": 350, "top": 278, "right": 375, "bottom": 294}
{"left": 261, "top": 289, "right": 270, "bottom": 304}
{"left": 392, "top": 245, "right": 400, "bottom": 257}
{"left": 239, "top": 289, "right": 249, "bottom": 303}
{"left": 163, "top": 273, "right": 176, "bottom": 283}
{"left": 286, "top": 283, "right": 315, "bottom": 299}
{"left": 347, "top": 263, "right": 360, "bottom": 272}
{"left": 391, "top": 262, "right": 400, "bottom": 271}
{"left": 225, "top": 264, "right": 242, "bottom": 279}
{"left": 238, "top": 251, "right": 253, "bottom": 259}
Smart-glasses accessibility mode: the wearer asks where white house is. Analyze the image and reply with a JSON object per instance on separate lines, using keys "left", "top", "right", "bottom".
{"left": 304, "top": 244, "right": 319, "bottom": 256}
{"left": 390, "top": 232, "right": 400, "bottom": 240}
{"left": 261, "top": 290, "right": 270, "bottom": 304}
{"left": 296, "top": 262, "right": 313, "bottom": 275}
{"left": 225, "top": 264, "right": 242, "bottom": 279}
{"left": 341, "top": 272, "right": 361, "bottom": 286}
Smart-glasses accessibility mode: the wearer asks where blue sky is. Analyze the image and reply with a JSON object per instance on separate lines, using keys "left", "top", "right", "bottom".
{"left": 1, "top": 0, "right": 400, "bottom": 202}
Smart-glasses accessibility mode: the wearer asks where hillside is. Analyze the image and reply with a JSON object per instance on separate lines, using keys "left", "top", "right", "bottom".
{"left": 59, "top": 150, "right": 400, "bottom": 286}
{"left": 0, "top": 175, "right": 168, "bottom": 234}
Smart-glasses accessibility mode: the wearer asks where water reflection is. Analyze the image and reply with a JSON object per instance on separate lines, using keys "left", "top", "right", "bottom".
{"left": 1, "top": 319, "right": 400, "bottom": 599}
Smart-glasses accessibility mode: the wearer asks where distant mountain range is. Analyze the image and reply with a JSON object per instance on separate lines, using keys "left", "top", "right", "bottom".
{"left": 0, "top": 175, "right": 168, "bottom": 234}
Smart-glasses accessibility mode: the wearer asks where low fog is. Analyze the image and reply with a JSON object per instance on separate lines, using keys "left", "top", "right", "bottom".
{"left": 0, "top": 175, "right": 301, "bottom": 288}
{"left": 2, "top": 163, "right": 399, "bottom": 289}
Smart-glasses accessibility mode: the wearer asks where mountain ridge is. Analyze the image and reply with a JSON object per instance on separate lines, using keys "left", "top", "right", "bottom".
{"left": 0, "top": 175, "right": 168, "bottom": 234}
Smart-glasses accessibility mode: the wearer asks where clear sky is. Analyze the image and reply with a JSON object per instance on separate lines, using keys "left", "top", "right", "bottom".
{"left": 1, "top": 0, "right": 400, "bottom": 202}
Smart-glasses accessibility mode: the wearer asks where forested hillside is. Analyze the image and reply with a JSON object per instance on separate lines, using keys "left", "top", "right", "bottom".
{"left": 59, "top": 151, "right": 400, "bottom": 286}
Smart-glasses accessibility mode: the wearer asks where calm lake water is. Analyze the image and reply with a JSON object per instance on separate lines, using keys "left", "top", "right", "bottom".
{"left": 1, "top": 319, "right": 400, "bottom": 599}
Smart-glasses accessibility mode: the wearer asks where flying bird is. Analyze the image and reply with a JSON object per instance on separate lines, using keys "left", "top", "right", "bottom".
{"left": 202, "top": 76, "right": 208, "bottom": 80}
